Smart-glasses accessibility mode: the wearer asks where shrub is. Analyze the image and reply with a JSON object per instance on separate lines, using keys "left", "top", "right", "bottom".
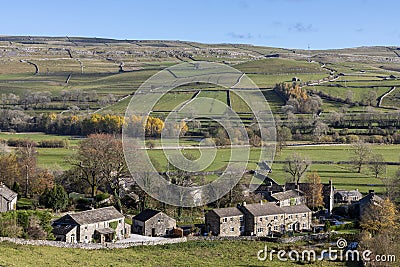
{"left": 346, "top": 135, "right": 359, "bottom": 143}
{"left": 0, "top": 210, "right": 54, "bottom": 240}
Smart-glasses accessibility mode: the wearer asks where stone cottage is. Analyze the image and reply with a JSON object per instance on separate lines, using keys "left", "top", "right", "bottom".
{"left": 132, "top": 209, "right": 176, "bottom": 237}
{"left": 0, "top": 183, "right": 17, "bottom": 212}
{"left": 268, "top": 189, "right": 305, "bottom": 207}
{"left": 52, "top": 206, "right": 130, "bottom": 243}
{"left": 207, "top": 202, "right": 313, "bottom": 237}
{"left": 281, "top": 205, "right": 312, "bottom": 232}
{"left": 205, "top": 207, "right": 244, "bottom": 236}
{"left": 239, "top": 202, "right": 286, "bottom": 236}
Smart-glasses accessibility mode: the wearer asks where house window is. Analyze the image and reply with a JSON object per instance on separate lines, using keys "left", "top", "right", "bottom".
{"left": 303, "top": 213, "right": 307, "bottom": 218}
{"left": 222, "top": 218, "right": 227, "bottom": 223}
{"left": 230, "top": 227, "right": 234, "bottom": 232}
{"left": 288, "top": 215, "right": 292, "bottom": 219}
{"left": 157, "top": 218, "right": 163, "bottom": 223}
{"left": 295, "top": 215, "right": 298, "bottom": 219}
{"left": 273, "top": 216, "right": 278, "bottom": 220}
{"left": 230, "top": 217, "right": 233, "bottom": 222}
{"left": 288, "top": 224, "right": 292, "bottom": 230}
{"left": 239, "top": 226, "right": 244, "bottom": 232}
{"left": 257, "top": 228, "right": 264, "bottom": 233}
{"left": 303, "top": 223, "right": 307, "bottom": 228}
{"left": 259, "top": 217, "right": 263, "bottom": 222}
{"left": 274, "top": 226, "right": 278, "bottom": 231}
{"left": 239, "top": 216, "right": 243, "bottom": 222}
{"left": 119, "top": 219, "right": 122, "bottom": 223}
{"left": 84, "top": 226, "right": 88, "bottom": 230}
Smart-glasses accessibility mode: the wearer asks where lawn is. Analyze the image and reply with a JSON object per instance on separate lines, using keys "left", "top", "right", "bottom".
{"left": 0, "top": 240, "right": 349, "bottom": 267}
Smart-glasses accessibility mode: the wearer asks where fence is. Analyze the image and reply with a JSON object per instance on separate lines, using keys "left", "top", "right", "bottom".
{"left": 0, "top": 236, "right": 187, "bottom": 250}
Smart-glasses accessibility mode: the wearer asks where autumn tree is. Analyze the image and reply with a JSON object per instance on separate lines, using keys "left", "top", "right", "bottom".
{"left": 284, "top": 152, "right": 311, "bottom": 184}
{"left": 0, "top": 153, "right": 20, "bottom": 188}
{"left": 304, "top": 171, "right": 324, "bottom": 210}
{"left": 350, "top": 141, "right": 372, "bottom": 173}
{"left": 360, "top": 198, "right": 398, "bottom": 236}
{"left": 69, "top": 134, "right": 128, "bottom": 211}
{"left": 30, "top": 169, "right": 54, "bottom": 196}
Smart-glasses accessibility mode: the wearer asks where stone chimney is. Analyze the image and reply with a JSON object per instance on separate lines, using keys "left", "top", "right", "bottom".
{"left": 369, "top": 190, "right": 375, "bottom": 195}
{"left": 242, "top": 201, "right": 246, "bottom": 206}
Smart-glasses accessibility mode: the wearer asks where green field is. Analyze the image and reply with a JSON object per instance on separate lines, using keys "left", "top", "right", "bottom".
{"left": 146, "top": 144, "right": 400, "bottom": 194}
{"left": 235, "top": 58, "right": 326, "bottom": 75}
{"left": 3, "top": 131, "right": 394, "bottom": 194}
{"left": 0, "top": 241, "right": 348, "bottom": 267}
{"left": 0, "top": 132, "right": 81, "bottom": 146}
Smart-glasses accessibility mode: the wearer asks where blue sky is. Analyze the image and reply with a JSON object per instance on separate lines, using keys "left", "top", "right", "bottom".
{"left": 1, "top": 0, "right": 399, "bottom": 49}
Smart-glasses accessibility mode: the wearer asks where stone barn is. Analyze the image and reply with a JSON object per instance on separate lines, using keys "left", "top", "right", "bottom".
{"left": 132, "top": 209, "right": 176, "bottom": 237}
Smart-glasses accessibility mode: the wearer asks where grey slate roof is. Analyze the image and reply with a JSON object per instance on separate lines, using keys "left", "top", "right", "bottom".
{"left": 68, "top": 206, "right": 124, "bottom": 225}
{"left": 335, "top": 190, "right": 362, "bottom": 197}
{"left": 0, "top": 184, "right": 17, "bottom": 201}
{"left": 52, "top": 224, "right": 76, "bottom": 235}
{"left": 133, "top": 209, "right": 161, "bottom": 222}
{"left": 359, "top": 192, "right": 383, "bottom": 206}
{"left": 271, "top": 190, "right": 304, "bottom": 201}
{"left": 242, "top": 202, "right": 284, "bottom": 216}
{"left": 281, "top": 204, "right": 311, "bottom": 214}
{"left": 211, "top": 207, "right": 243, "bottom": 217}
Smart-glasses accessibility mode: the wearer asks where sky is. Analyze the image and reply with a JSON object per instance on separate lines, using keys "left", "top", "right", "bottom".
{"left": 1, "top": 0, "right": 399, "bottom": 49}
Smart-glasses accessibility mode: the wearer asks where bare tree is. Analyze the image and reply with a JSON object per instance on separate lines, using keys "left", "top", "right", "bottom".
{"left": 284, "top": 152, "right": 311, "bottom": 184}
{"left": 369, "top": 153, "right": 386, "bottom": 178}
{"left": 350, "top": 141, "right": 372, "bottom": 173}
{"left": 16, "top": 142, "right": 38, "bottom": 197}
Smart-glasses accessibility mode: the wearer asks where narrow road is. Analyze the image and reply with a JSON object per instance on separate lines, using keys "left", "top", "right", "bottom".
{"left": 377, "top": 86, "right": 396, "bottom": 107}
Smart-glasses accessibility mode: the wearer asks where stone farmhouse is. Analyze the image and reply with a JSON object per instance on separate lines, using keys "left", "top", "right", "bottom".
{"left": 205, "top": 207, "right": 244, "bottom": 236}
{"left": 334, "top": 189, "right": 363, "bottom": 204}
{"left": 206, "top": 202, "right": 312, "bottom": 237}
{"left": 52, "top": 206, "right": 130, "bottom": 243}
{"left": 132, "top": 209, "right": 176, "bottom": 237}
{"left": 0, "top": 183, "right": 17, "bottom": 213}
{"left": 254, "top": 179, "right": 335, "bottom": 213}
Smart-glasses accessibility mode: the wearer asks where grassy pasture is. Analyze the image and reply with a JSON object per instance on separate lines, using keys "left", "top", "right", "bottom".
{"left": 153, "top": 92, "right": 196, "bottom": 111}
{"left": 0, "top": 241, "right": 348, "bottom": 267}
{"left": 310, "top": 85, "right": 391, "bottom": 103}
{"left": 235, "top": 58, "right": 326, "bottom": 75}
{"left": 247, "top": 73, "right": 329, "bottom": 88}
{"left": 146, "top": 144, "right": 400, "bottom": 194}
{"left": 381, "top": 86, "right": 400, "bottom": 107}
